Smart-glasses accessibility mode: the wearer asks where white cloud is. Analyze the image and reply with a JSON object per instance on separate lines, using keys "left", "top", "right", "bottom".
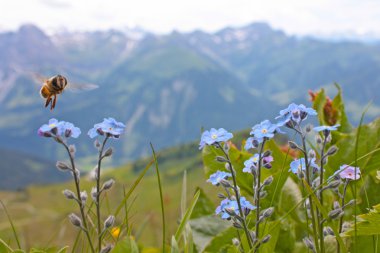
{"left": 0, "top": 0, "right": 380, "bottom": 35}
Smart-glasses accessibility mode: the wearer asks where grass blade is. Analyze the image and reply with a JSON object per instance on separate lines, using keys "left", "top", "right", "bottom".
{"left": 150, "top": 143, "right": 166, "bottom": 253}
{"left": 0, "top": 200, "right": 21, "bottom": 249}
{"left": 114, "top": 158, "right": 154, "bottom": 217}
{"left": 175, "top": 190, "right": 200, "bottom": 242}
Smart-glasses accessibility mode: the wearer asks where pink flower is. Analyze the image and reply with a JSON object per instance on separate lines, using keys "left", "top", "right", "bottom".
{"left": 339, "top": 165, "right": 361, "bottom": 180}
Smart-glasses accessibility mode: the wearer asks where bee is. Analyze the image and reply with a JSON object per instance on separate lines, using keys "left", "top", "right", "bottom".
{"left": 40, "top": 74, "right": 68, "bottom": 110}
{"left": 34, "top": 74, "right": 98, "bottom": 110}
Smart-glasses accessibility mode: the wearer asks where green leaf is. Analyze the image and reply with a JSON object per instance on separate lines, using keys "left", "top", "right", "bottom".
{"left": 203, "top": 227, "right": 236, "bottom": 253}
{"left": 113, "top": 236, "right": 139, "bottom": 253}
{"left": 171, "top": 236, "right": 180, "bottom": 253}
{"left": 189, "top": 216, "right": 231, "bottom": 252}
{"left": 259, "top": 221, "right": 281, "bottom": 253}
{"left": 190, "top": 188, "right": 215, "bottom": 219}
{"left": 175, "top": 190, "right": 200, "bottom": 242}
{"left": 0, "top": 239, "right": 13, "bottom": 253}
{"left": 346, "top": 204, "right": 380, "bottom": 236}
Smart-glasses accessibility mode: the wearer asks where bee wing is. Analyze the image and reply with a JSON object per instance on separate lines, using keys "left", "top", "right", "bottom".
{"left": 66, "top": 82, "right": 99, "bottom": 92}
{"left": 30, "top": 72, "right": 48, "bottom": 86}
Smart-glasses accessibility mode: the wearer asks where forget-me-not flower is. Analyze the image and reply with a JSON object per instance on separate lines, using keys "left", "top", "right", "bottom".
{"left": 339, "top": 165, "right": 361, "bottom": 180}
{"left": 199, "top": 128, "right": 233, "bottom": 149}
{"left": 88, "top": 118, "right": 126, "bottom": 139}
{"left": 207, "top": 171, "right": 232, "bottom": 185}
{"left": 276, "top": 103, "right": 317, "bottom": 125}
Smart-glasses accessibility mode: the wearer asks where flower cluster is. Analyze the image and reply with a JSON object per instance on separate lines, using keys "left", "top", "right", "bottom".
{"left": 38, "top": 117, "right": 126, "bottom": 253}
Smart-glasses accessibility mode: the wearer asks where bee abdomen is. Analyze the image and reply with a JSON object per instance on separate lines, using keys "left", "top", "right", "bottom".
{"left": 40, "top": 85, "right": 50, "bottom": 98}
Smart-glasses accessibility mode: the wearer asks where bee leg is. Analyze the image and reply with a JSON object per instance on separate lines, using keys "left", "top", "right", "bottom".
{"left": 45, "top": 96, "right": 52, "bottom": 108}
{"left": 52, "top": 95, "right": 57, "bottom": 110}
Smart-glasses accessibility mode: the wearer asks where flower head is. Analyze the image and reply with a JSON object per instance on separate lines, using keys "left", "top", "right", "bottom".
{"left": 207, "top": 171, "right": 232, "bottom": 185}
{"left": 276, "top": 103, "right": 317, "bottom": 125}
{"left": 313, "top": 124, "right": 340, "bottom": 132}
{"left": 216, "top": 197, "right": 255, "bottom": 219}
{"left": 199, "top": 128, "right": 233, "bottom": 149}
{"left": 250, "top": 120, "right": 281, "bottom": 140}
{"left": 88, "top": 118, "right": 126, "bottom": 139}
{"left": 289, "top": 158, "right": 306, "bottom": 174}
{"left": 38, "top": 118, "right": 81, "bottom": 138}
{"left": 339, "top": 165, "right": 361, "bottom": 180}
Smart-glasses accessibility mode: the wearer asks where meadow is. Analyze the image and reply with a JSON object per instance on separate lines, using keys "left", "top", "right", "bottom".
{"left": 1, "top": 86, "right": 380, "bottom": 253}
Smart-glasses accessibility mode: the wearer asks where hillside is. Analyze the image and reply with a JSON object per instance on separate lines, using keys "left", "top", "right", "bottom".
{"left": 0, "top": 22, "right": 379, "bottom": 171}
{"left": 0, "top": 148, "right": 69, "bottom": 190}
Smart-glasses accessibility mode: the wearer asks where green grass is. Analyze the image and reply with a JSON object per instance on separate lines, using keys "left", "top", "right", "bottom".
{"left": 0, "top": 142, "right": 218, "bottom": 250}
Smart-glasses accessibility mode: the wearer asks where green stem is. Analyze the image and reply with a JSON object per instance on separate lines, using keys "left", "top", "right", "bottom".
{"left": 301, "top": 131, "right": 320, "bottom": 253}
{"left": 96, "top": 136, "right": 109, "bottom": 252}
{"left": 218, "top": 143, "right": 254, "bottom": 250}
{"left": 254, "top": 140, "right": 266, "bottom": 253}
{"left": 338, "top": 180, "right": 349, "bottom": 253}
{"left": 62, "top": 142, "right": 95, "bottom": 253}
{"left": 318, "top": 137, "right": 327, "bottom": 253}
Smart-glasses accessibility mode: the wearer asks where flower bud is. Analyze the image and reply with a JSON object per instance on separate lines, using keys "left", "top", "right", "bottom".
{"left": 94, "top": 139, "right": 101, "bottom": 148}
{"left": 223, "top": 142, "right": 230, "bottom": 153}
{"left": 333, "top": 201, "right": 340, "bottom": 210}
{"left": 315, "top": 135, "right": 323, "bottom": 144}
{"left": 342, "top": 222, "right": 351, "bottom": 232}
{"left": 329, "top": 208, "right": 344, "bottom": 220}
{"left": 104, "top": 215, "right": 115, "bottom": 229}
{"left": 232, "top": 238, "right": 240, "bottom": 246}
{"left": 220, "top": 179, "right": 232, "bottom": 188}
{"left": 232, "top": 222, "right": 242, "bottom": 229}
{"left": 250, "top": 231, "right": 256, "bottom": 242}
{"left": 323, "top": 227, "right": 334, "bottom": 236}
{"left": 103, "top": 147, "right": 113, "bottom": 157}
{"left": 308, "top": 149, "right": 316, "bottom": 159}
{"left": 63, "top": 189, "right": 76, "bottom": 200}
{"left": 80, "top": 191, "right": 87, "bottom": 204}
{"left": 262, "top": 234, "right": 271, "bottom": 244}
{"left": 327, "top": 180, "right": 341, "bottom": 189}
{"left": 102, "top": 179, "right": 115, "bottom": 191}
{"left": 217, "top": 193, "right": 226, "bottom": 199}
{"left": 259, "top": 191, "right": 267, "bottom": 199}
{"left": 69, "top": 213, "right": 82, "bottom": 228}
{"left": 100, "top": 244, "right": 113, "bottom": 253}
{"left": 262, "top": 207, "right": 274, "bottom": 218}
{"left": 56, "top": 161, "right": 71, "bottom": 171}
{"left": 91, "top": 187, "right": 98, "bottom": 202}
{"left": 326, "top": 146, "right": 338, "bottom": 156}
{"left": 263, "top": 176, "right": 273, "bottom": 186}
{"left": 305, "top": 124, "right": 312, "bottom": 133}
{"left": 69, "top": 145, "right": 76, "bottom": 155}
{"left": 288, "top": 141, "right": 299, "bottom": 150}
{"left": 343, "top": 199, "right": 355, "bottom": 208}
{"left": 65, "top": 129, "right": 72, "bottom": 138}
{"left": 326, "top": 134, "right": 332, "bottom": 143}
{"left": 303, "top": 237, "right": 315, "bottom": 252}
{"left": 216, "top": 156, "right": 228, "bottom": 163}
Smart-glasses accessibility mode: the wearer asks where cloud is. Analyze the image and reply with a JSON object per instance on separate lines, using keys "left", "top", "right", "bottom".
{"left": 39, "top": 0, "right": 72, "bottom": 9}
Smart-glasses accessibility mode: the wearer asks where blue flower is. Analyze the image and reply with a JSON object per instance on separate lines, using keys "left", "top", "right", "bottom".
{"left": 216, "top": 197, "right": 256, "bottom": 219}
{"left": 289, "top": 158, "right": 306, "bottom": 174}
{"left": 38, "top": 119, "right": 81, "bottom": 138}
{"left": 61, "top": 122, "right": 81, "bottom": 138}
{"left": 207, "top": 171, "right": 232, "bottom": 185}
{"left": 339, "top": 165, "right": 361, "bottom": 180}
{"left": 88, "top": 118, "right": 126, "bottom": 139}
{"left": 313, "top": 124, "right": 340, "bottom": 132}
{"left": 242, "top": 154, "right": 260, "bottom": 173}
{"left": 199, "top": 128, "right": 233, "bottom": 149}
{"left": 276, "top": 103, "right": 317, "bottom": 125}
{"left": 244, "top": 137, "right": 260, "bottom": 150}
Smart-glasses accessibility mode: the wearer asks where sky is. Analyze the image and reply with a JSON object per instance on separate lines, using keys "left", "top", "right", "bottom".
{"left": 1, "top": 0, "right": 380, "bottom": 36}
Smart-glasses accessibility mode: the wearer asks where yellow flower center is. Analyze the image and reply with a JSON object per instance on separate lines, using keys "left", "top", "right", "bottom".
{"left": 253, "top": 157, "right": 258, "bottom": 162}
{"left": 261, "top": 128, "right": 268, "bottom": 134}
{"left": 211, "top": 134, "right": 218, "bottom": 139}
{"left": 49, "top": 123, "right": 56, "bottom": 128}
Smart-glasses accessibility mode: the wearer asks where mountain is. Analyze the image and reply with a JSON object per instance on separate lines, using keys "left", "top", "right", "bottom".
{"left": 0, "top": 148, "right": 69, "bottom": 190}
{"left": 0, "top": 22, "right": 379, "bottom": 174}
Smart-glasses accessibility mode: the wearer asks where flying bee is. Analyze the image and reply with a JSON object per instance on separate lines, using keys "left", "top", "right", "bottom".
{"left": 33, "top": 73, "right": 98, "bottom": 110}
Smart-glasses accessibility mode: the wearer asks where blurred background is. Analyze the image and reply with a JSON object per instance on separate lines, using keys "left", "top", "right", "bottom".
{"left": 0, "top": 0, "right": 379, "bottom": 249}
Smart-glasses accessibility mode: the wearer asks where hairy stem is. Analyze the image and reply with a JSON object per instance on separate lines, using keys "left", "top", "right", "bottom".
{"left": 337, "top": 180, "right": 349, "bottom": 253}
{"left": 218, "top": 143, "right": 254, "bottom": 250}
{"left": 96, "top": 136, "right": 109, "bottom": 252}
{"left": 62, "top": 142, "right": 95, "bottom": 253}
{"left": 254, "top": 140, "right": 266, "bottom": 253}
{"left": 318, "top": 137, "right": 328, "bottom": 253}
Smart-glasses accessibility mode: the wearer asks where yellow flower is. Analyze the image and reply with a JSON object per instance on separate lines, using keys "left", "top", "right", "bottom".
{"left": 111, "top": 227, "right": 121, "bottom": 238}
